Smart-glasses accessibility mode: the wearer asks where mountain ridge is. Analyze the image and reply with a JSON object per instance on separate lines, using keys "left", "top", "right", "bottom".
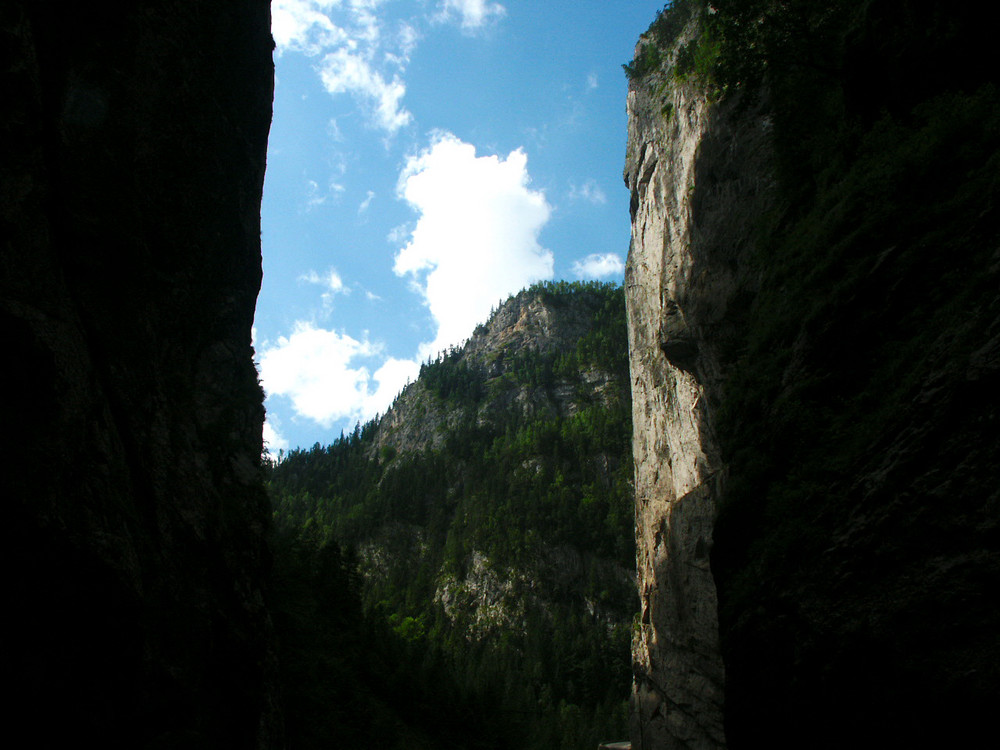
{"left": 368, "top": 281, "right": 627, "bottom": 461}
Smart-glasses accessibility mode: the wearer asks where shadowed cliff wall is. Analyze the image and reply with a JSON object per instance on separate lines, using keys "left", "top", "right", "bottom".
{"left": 1, "top": 1, "right": 275, "bottom": 746}
{"left": 625, "top": 2, "right": 1000, "bottom": 747}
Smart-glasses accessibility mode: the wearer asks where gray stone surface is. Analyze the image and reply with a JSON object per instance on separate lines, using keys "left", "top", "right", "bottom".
{"left": 623, "top": 23, "right": 774, "bottom": 750}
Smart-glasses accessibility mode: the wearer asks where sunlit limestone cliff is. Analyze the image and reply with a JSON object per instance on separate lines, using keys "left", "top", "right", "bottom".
{"left": 374, "top": 284, "right": 624, "bottom": 458}
{"left": 624, "top": 2, "right": 999, "bottom": 748}
{"left": 624, "top": 12, "right": 771, "bottom": 749}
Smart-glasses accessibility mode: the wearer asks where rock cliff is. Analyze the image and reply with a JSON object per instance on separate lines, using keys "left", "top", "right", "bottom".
{"left": 374, "top": 284, "right": 623, "bottom": 458}
{"left": 625, "top": 2, "right": 1000, "bottom": 748}
{"left": 1, "top": 2, "right": 275, "bottom": 746}
{"left": 624, "top": 17, "right": 772, "bottom": 748}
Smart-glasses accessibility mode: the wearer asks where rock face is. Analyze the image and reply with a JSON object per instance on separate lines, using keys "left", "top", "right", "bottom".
{"left": 625, "top": 3, "right": 1000, "bottom": 748}
{"left": 1, "top": 2, "right": 275, "bottom": 747}
{"left": 374, "top": 285, "right": 622, "bottom": 458}
{"left": 624, "top": 21, "right": 773, "bottom": 748}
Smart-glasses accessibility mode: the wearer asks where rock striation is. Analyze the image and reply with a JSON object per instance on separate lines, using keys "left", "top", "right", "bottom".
{"left": 1, "top": 1, "right": 275, "bottom": 747}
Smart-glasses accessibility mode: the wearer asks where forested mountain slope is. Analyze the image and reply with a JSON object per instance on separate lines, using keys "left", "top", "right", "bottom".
{"left": 267, "top": 281, "right": 635, "bottom": 749}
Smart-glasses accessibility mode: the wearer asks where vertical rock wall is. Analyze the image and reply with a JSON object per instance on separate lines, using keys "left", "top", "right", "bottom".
{"left": 625, "top": 4, "right": 1000, "bottom": 748}
{"left": 1, "top": 1, "right": 276, "bottom": 747}
{"left": 623, "top": 28, "right": 774, "bottom": 750}
{"left": 625, "top": 76, "right": 725, "bottom": 750}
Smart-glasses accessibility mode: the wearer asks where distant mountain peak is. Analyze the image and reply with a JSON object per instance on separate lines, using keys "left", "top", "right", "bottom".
{"left": 373, "top": 280, "right": 627, "bottom": 458}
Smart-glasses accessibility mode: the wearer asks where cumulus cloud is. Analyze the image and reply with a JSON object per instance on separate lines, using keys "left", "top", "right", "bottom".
{"left": 436, "top": 0, "right": 506, "bottom": 30}
{"left": 569, "top": 178, "right": 607, "bottom": 205}
{"left": 394, "top": 132, "right": 553, "bottom": 358}
{"left": 367, "top": 357, "right": 420, "bottom": 414}
{"left": 272, "top": 0, "right": 348, "bottom": 55}
{"left": 258, "top": 321, "right": 418, "bottom": 427}
{"left": 572, "top": 253, "right": 624, "bottom": 280}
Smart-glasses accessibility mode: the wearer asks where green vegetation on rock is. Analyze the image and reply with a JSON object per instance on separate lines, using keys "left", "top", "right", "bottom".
{"left": 623, "top": 1, "right": 718, "bottom": 86}
{"left": 267, "top": 281, "right": 634, "bottom": 749}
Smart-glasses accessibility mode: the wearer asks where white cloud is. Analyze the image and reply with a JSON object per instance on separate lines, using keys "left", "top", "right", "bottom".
{"left": 396, "top": 21, "right": 420, "bottom": 58}
{"left": 273, "top": 1, "right": 508, "bottom": 135}
{"left": 272, "top": 0, "right": 347, "bottom": 55}
{"left": 358, "top": 190, "right": 376, "bottom": 213}
{"left": 259, "top": 321, "right": 418, "bottom": 427}
{"left": 587, "top": 72, "right": 599, "bottom": 90}
{"left": 259, "top": 322, "right": 373, "bottom": 426}
{"left": 569, "top": 178, "right": 607, "bottom": 205}
{"left": 305, "top": 177, "right": 345, "bottom": 207}
{"left": 387, "top": 223, "right": 411, "bottom": 244}
{"left": 319, "top": 47, "right": 412, "bottom": 134}
{"left": 263, "top": 416, "right": 290, "bottom": 459}
{"left": 436, "top": 0, "right": 506, "bottom": 30}
{"left": 299, "top": 268, "right": 349, "bottom": 308}
{"left": 305, "top": 179, "right": 325, "bottom": 206}
{"left": 295, "top": 272, "right": 348, "bottom": 317}
{"left": 327, "top": 117, "right": 344, "bottom": 142}
{"left": 366, "top": 357, "right": 419, "bottom": 415}
{"left": 572, "top": 253, "right": 624, "bottom": 280}
{"left": 272, "top": 0, "right": 413, "bottom": 135}
{"left": 394, "top": 132, "right": 553, "bottom": 358}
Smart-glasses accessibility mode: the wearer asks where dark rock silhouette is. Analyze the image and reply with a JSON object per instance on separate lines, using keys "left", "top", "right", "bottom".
{"left": 1, "top": 1, "right": 276, "bottom": 746}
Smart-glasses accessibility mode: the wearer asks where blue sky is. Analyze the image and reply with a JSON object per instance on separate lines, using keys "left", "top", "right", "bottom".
{"left": 256, "top": 0, "right": 662, "bottom": 454}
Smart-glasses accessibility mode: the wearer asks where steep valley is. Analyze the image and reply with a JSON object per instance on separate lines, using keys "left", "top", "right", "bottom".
{"left": 6, "top": 2, "right": 1000, "bottom": 748}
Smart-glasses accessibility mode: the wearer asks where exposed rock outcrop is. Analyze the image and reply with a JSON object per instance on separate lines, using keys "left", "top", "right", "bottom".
{"left": 268, "top": 281, "right": 635, "bottom": 745}
{"left": 374, "top": 285, "right": 622, "bottom": 458}
{"left": 2, "top": 2, "right": 275, "bottom": 746}
{"left": 624, "top": 19, "right": 773, "bottom": 747}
